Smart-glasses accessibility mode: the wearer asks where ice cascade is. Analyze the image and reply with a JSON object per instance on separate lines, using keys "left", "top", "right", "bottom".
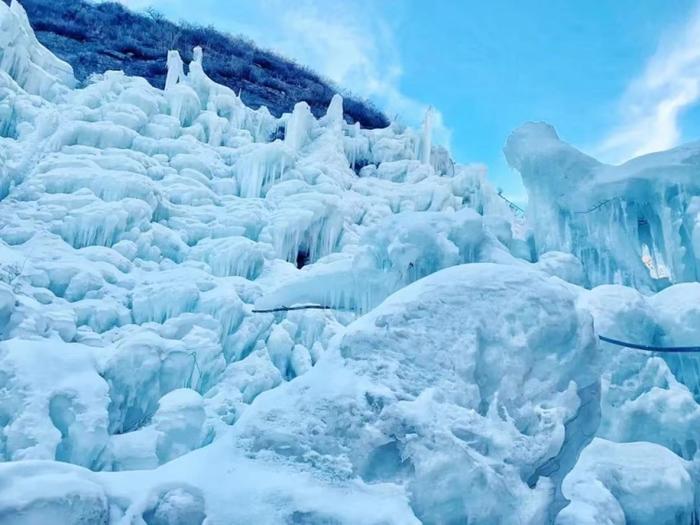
{"left": 0, "top": 5, "right": 699, "bottom": 524}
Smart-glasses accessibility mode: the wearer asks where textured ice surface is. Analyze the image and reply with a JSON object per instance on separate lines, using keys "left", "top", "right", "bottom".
{"left": 1, "top": 2, "right": 699, "bottom": 523}
{"left": 235, "top": 263, "right": 600, "bottom": 524}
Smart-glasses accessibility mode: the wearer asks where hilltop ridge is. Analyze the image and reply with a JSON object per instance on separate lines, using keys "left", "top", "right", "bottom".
{"left": 1, "top": 0, "right": 389, "bottom": 128}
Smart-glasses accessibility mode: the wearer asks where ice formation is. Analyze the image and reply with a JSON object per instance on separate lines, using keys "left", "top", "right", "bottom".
{"left": 0, "top": 2, "right": 699, "bottom": 523}
{"left": 505, "top": 122, "right": 700, "bottom": 291}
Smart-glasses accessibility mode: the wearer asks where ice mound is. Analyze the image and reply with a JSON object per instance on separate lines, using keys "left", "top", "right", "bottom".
{"left": 1, "top": 2, "right": 700, "bottom": 523}
{"left": 557, "top": 439, "right": 695, "bottom": 525}
{"left": 0, "top": 339, "right": 108, "bottom": 467}
{"left": 235, "top": 263, "right": 599, "bottom": 524}
{"left": 577, "top": 284, "right": 700, "bottom": 459}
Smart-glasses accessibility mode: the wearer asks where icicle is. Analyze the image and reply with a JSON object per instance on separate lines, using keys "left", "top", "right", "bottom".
{"left": 186, "top": 46, "right": 211, "bottom": 109}
{"left": 324, "top": 94, "right": 344, "bottom": 130}
{"left": 192, "top": 46, "right": 203, "bottom": 64}
{"left": 419, "top": 106, "right": 434, "bottom": 164}
{"left": 0, "top": 0, "right": 76, "bottom": 99}
{"left": 505, "top": 122, "right": 700, "bottom": 289}
{"left": 236, "top": 141, "right": 291, "bottom": 198}
{"left": 285, "top": 101, "right": 314, "bottom": 153}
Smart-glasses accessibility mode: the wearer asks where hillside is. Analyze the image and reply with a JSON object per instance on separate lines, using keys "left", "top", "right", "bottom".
{"left": 1, "top": 0, "right": 389, "bottom": 128}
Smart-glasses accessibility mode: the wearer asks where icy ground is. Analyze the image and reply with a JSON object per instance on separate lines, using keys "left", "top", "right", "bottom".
{"left": 1, "top": 1, "right": 700, "bottom": 523}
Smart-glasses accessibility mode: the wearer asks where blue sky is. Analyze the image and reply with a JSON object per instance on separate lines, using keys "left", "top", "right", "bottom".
{"left": 121, "top": 0, "right": 700, "bottom": 202}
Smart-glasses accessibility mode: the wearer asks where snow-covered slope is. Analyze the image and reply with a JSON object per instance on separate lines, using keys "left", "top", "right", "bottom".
{"left": 1, "top": 2, "right": 700, "bottom": 523}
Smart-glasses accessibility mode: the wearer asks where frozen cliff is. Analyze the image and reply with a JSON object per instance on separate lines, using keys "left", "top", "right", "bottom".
{"left": 0, "top": 1, "right": 699, "bottom": 523}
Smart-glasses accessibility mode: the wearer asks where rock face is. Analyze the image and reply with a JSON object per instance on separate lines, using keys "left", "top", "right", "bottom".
{"left": 0, "top": 2, "right": 699, "bottom": 523}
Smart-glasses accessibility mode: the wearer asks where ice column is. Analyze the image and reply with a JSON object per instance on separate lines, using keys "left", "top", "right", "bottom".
{"left": 165, "top": 50, "right": 185, "bottom": 91}
{"left": 419, "top": 106, "right": 434, "bottom": 164}
{"left": 285, "top": 101, "right": 314, "bottom": 152}
{"left": 324, "top": 94, "right": 344, "bottom": 130}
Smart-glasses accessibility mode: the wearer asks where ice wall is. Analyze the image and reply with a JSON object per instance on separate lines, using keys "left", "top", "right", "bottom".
{"left": 1, "top": 3, "right": 699, "bottom": 523}
{"left": 505, "top": 122, "right": 700, "bottom": 291}
{"left": 0, "top": 0, "right": 519, "bottom": 473}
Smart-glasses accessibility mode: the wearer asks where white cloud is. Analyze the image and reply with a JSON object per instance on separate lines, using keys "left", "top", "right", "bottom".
{"left": 254, "top": 0, "right": 451, "bottom": 147}
{"left": 596, "top": 5, "right": 700, "bottom": 163}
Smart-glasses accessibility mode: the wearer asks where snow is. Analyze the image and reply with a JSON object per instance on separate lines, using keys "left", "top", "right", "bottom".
{"left": 557, "top": 438, "right": 695, "bottom": 525}
{"left": 0, "top": 3, "right": 699, "bottom": 523}
{"left": 0, "top": 461, "right": 110, "bottom": 524}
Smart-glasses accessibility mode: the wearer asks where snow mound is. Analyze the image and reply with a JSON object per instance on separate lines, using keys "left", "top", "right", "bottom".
{"left": 0, "top": 461, "right": 109, "bottom": 525}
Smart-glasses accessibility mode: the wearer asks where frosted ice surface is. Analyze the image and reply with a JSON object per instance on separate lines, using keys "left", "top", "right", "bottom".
{"left": 0, "top": 3, "right": 699, "bottom": 523}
